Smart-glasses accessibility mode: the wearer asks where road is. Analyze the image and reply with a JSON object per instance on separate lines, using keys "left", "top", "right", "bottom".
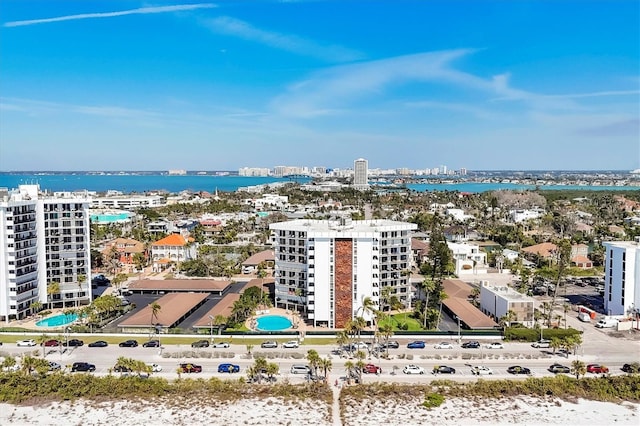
{"left": 3, "top": 331, "right": 638, "bottom": 384}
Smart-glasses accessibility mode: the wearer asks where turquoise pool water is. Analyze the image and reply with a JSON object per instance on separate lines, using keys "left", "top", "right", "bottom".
{"left": 256, "top": 315, "right": 292, "bottom": 331}
{"left": 90, "top": 212, "right": 132, "bottom": 223}
{"left": 36, "top": 313, "right": 78, "bottom": 327}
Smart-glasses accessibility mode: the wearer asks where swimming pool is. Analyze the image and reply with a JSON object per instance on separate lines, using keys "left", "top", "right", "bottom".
{"left": 90, "top": 212, "right": 132, "bottom": 224}
{"left": 255, "top": 315, "right": 292, "bottom": 331}
{"left": 36, "top": 313, "right": 78, "bottom": 327}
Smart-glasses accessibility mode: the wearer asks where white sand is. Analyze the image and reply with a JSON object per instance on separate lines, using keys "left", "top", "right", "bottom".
{"left": 0, "top": 394, "right": 637, "bottom": 426}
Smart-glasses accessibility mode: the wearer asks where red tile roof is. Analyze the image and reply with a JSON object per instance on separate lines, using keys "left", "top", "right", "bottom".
{"left": 152, "top": 234, "right": 189, "bottom": 247}
{"left": 242, "top": 250, "right": 275, "bottom": 266}
{"left": 119, "top": 293, "right": 208, "bottom": 328}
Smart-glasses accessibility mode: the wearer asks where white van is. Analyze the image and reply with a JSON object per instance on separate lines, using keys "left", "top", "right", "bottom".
{"left": 290, "top": 365, "right": 311, "bottom": 374}
{"left": 595, "top": 318, "right": 618, "bottom": 328}
{"left": 531, "top": 339, "right": 551, "bottom": 348}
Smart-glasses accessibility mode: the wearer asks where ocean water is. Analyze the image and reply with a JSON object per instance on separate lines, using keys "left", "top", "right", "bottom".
{"left": 0, "top": 173, "right": 634, "bottom": 194}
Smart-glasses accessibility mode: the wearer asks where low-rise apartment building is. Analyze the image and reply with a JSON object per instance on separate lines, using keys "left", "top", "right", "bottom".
{"left": 479, "top": 282, "right": 536, "bottom": 327}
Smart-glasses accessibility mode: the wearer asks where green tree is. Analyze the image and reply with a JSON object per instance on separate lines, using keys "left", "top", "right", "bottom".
{"left": 76, "top": 274, "right": 87, "bottom": 308}
{"left": 306, "top": 349, "right": 321, "bottom": 379}
{"left": 571, "top": 360, "right": 586, "bottom": 379}
{"left": 47, "top": 281, "right": 60, "bottom": 309}
{"left": 319, "top": 357, "right": 332, "bottom": 383}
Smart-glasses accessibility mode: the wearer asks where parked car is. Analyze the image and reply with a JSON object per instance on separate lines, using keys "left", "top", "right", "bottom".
{"left": 283, "top": 340, "right": 299, "bottom": 349}
{"left": 260, "top": 341, "right": 278, "bottom": 349}
{"left": 179, "top": 363, "right": 202, "bottom": 373}
{"left": 48, "top": 361, "right": 61, "bottom": 371}
{"left": 382, "top": 340, "right": 400, "bottom": 349}
{"left": 485, "top": 342, "right": 504, "bottom": 349}
{"left": 191, "top": 340, "right": 210, "bottom": 348}
{"left": 119, "top": 340, "right": 138, "bottom": 347}
{"left": 16, "top": 339, "right": 36, "bottom": 347}
{"left": 88, "top": 340, "right": 108, "bottom": 348}
{"left": 71, "top": 362, "right": 96, "bottom": 372}
{"left": 403, "top": 364, "right": 425, "bottom": 375}
{"left": 64, "top": 339, "right": 84, "bottom": 347}
{"left": 290, "top": 365, "right": 311, "bottom": 374}
{"left": 43, "top": 339, "right": 61, "bottom": 347}
{"left": 362, "top": 363, "right": 382, "bottom": 374}
{"left": 587, "top": 364, "right": 609, "bottom": 374}
{"left": 218, "top": 363, "right": 240, "bottom": 373}
{"left": 471, "top": 366, "right": 493, "bottom": 375}
{"left": 548, "top": 364, "right": 571, "bottom": 374}
{"left": 407, "top": 341, "right": 425, "bottom": 349}
{"left": 531, "top": 339, "right": 551, "bottom": 348}
{"left": 91, "top": 274, "right": 110, "bottom": 286}
{"left": 142, "top": 340, "right": 160, "bottom": 348}
{"left": 212, "top": 341, "right": 230, "bottom": 348}
{"left": 147, "top": 363, "right": 163, "bottom": 372}
{"left": 461, "top": 341, "right": 480, "bottom": 349}
{"left": 434, "top": 342, "right": 454, "bottom": 349}
{"left": 507, "top": 365, "right": 531, "bottom": 375}
{"left": 622, "top": 362, "right": 640, "bottom": 374}
{"left": 432, "top": 365, "right": 456, "bottom": 374}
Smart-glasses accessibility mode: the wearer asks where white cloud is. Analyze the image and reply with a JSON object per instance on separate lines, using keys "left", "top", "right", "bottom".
{"left": 4, "top": 3, "right": 217, "bottom": 27}
{"left": 204, "top": 16, "right": 364, "bottom": 63}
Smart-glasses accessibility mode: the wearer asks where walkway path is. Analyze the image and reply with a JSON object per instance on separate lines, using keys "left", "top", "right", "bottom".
{"left": 331, "top": 385, "right": 342, "bottom": 426}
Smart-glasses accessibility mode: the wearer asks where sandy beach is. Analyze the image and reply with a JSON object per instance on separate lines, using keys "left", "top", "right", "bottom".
{"left": 1, "top": 393, "right": 637, "bottom": 426}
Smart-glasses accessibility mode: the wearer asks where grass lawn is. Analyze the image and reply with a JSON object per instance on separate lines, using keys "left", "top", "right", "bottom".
{"left": 379, "top": 313, "right": 424, "bottom": 331}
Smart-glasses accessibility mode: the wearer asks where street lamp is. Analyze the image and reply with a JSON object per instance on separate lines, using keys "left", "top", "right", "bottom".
{"left": 457, "top": 316, "right": 461, "bottom": 344}
{"left": 209, "top": 315, "right": 214, "bottom": 344}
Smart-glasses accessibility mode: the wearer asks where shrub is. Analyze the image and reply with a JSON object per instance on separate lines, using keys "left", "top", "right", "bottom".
{"left": 505, "top": 327, "right": 581, "bottom": 342}
{"left": 423, "top": 392, "right": 445, "bottom": 409}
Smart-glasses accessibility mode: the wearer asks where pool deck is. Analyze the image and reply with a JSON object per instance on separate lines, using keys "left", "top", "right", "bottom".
{"left": 245, "top": 307, "right": 309, "bottom": 334}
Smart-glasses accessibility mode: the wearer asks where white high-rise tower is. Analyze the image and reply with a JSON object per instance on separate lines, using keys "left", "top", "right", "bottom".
{"left": 353, "top": 158, "right": 369, "bottom": 190}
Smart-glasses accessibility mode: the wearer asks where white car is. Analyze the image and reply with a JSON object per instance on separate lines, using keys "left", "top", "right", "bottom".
{"left": 403, "top": 364, "right": 425, "bottom": 375}
{"left": 434, "top": 342, "right": 453, "bottom": 349}
{"left": 16, "top": 339, "right": 36, "bottom": 347}
{"left": 485, "top": 342, "right": 504, "bottom": 349}
{"left": 283, "top": 340, "right": 299, "bottom": 349}
{"left": 147, "top": 363, "right": 163, "bottom": 372}
{"left": 471, "top": 366, "right": 493, "bottom": 375}
{"left": 212, "top": 342, "right": 230, "bottom": 348}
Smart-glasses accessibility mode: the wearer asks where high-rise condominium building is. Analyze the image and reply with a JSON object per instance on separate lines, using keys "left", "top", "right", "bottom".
{"left": 353, "top": 158, "right": 369, "bottom": 189}
{"left": 0, "top": 185, "right": 91, "bottom": 323}
{"left": 603, "top": 240, "right": 640, "bottom": 317}
{"left": 270, "top": 217, "right": 417, "bottom": 328}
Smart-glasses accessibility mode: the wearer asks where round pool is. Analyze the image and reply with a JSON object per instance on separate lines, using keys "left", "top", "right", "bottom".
{"left": 36, "top": 313, "right": 78, "bottom": 327}
{"left": 255, "top": 315, "right": 292, "bottom": 331}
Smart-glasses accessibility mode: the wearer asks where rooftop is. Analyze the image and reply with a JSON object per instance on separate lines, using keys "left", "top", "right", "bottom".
{"left": 269, "top": 218, "right": 417, "bottom": 234}
{"left": 192, "top": 293, "right": 241, "bottom": 328}
{"left": 119, "top": 293, "right": 209, "bottom": 328}
{"left": 129, "top": 279, "right": 232, "bottom": 292}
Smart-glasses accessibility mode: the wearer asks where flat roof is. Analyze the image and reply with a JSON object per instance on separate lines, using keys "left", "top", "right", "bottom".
{"left": 119, "top": 293, "right": 209, "bottom": 328}
{"left": 192, "top": 293, "right": 241, "bottom": 327}
{"left": 443, "top": 297, "right": 498, "bottom": 329}
{"left": 128, "top": 279, "right": 232, "bottom": 292}
{"left": 269, "top": 219, "right": 417, "bottom": 233}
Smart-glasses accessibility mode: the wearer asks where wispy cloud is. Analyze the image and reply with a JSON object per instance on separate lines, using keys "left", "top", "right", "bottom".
{"left": 204, "top": 16, "right": 364, "bottom": 63}
{"left": 4, "top": 3, "right": 217, "bottom": 27}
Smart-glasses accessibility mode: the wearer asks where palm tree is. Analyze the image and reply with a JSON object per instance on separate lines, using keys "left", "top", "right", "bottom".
{"left": 378, "top": 321, "right": 394, "bottom": 358}
{"left": 266, "top": 362, "right": 279, "bottom": 383}
{"left": 306, "top": 349, "right": 321, "bottom": 379}
{"left": 571, "top": 360, "right": 586, "bottom": 379}
{"left": 344, "top": 360, "right": 355, "bottom": 383}
{"left": 212, "top": 314, "right": 227, "bottom": 336}
{"left": 76, "top": 274, "right": 87, "bottom": 308}
{"left": 420, "top": 279, "right": 436, "bottom": 328}
{"left": 563, "top": 304, "right": 571, "bottom": 329}
{"left": 354, "top": 350, "right": 366, "bottom": 383}
{"left": 47, "top": 281, "right": 60, "bottom": 309}
{"left": 149, "top": 302, "right": 161, "bottom": 342}
{"left": 336, "top": 330, "right": 349, "bottom": 355}
{"left": 319, "top": 357, "right": 332, "bottom": 383}
{"left": 550, "top": 337, "right": 563, "bottom": 355}
{"left": 29, "top": 301, "right": 43, "bottom": 316}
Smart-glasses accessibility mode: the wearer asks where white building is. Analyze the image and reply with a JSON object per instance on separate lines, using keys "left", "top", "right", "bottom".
{"left": 353, "top": 158, "right": 369, "bottom": 190}
{"left": 244, "top": 194, "right": 289, "bottom": 211}
{"left": 603, "top": 240, "right": 640, "bottom": 317}
{"left": 0, "top": 185, "right": 92, "bottom": 322}
{"left": 479, "top": 282, "right": 536, "bottom": 327}
{"left": 447, "top": 242, "right": 487, "bottom": 275}
{"left": 91, "top": 194, "right": 164, "bottom": 210}
{"left": 509, "top": 208, "right": 545, "bottom": 223}
{"left": 270, "top": 218, "right": 416, "bottom": 328}
{"left": 151, "top": 233, "right": 198, "bottom": 272}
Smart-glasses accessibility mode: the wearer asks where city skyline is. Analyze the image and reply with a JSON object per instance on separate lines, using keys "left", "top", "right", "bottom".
{"left": 1, "top": 1, "right": 639, "bottom": 172}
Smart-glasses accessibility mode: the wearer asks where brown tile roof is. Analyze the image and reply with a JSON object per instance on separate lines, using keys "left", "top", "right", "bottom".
{"left": 129, "top": 279, "right": 232, "bottom": 292}
{"left": 152, "top": 234, "right": 189, "bottom": 247}
{"left": 119, "top": 293, "right": 208, "bottom": 328}
{"left": 103, "top": 238, "right": 145, "bottom": 255}
{"left": 411, "top": 238, "right": 429, "bottom": 251}
{"left": 242, "top": 250, "right": 275, "bottom": 266}
{"left": 442, "top": 297, "right": 498, "bottom": 329}
{"left": 240, "top": 278, "right": 274, "bottom": 293}
{"left": 192, "top": 293, "right": 241, "bottom": 327}
{"left": 572, "top": 255, "right": 592, "bottom": 264}
{"left": 442, "top": 279, "right": 473, "bottom": 299}
{"left": 522, "top": 242, "right": 558, "bottom": 258}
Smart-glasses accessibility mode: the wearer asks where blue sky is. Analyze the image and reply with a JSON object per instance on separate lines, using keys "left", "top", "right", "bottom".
{"left": 1, "top": 0, "right": 638, "bottom": 172}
